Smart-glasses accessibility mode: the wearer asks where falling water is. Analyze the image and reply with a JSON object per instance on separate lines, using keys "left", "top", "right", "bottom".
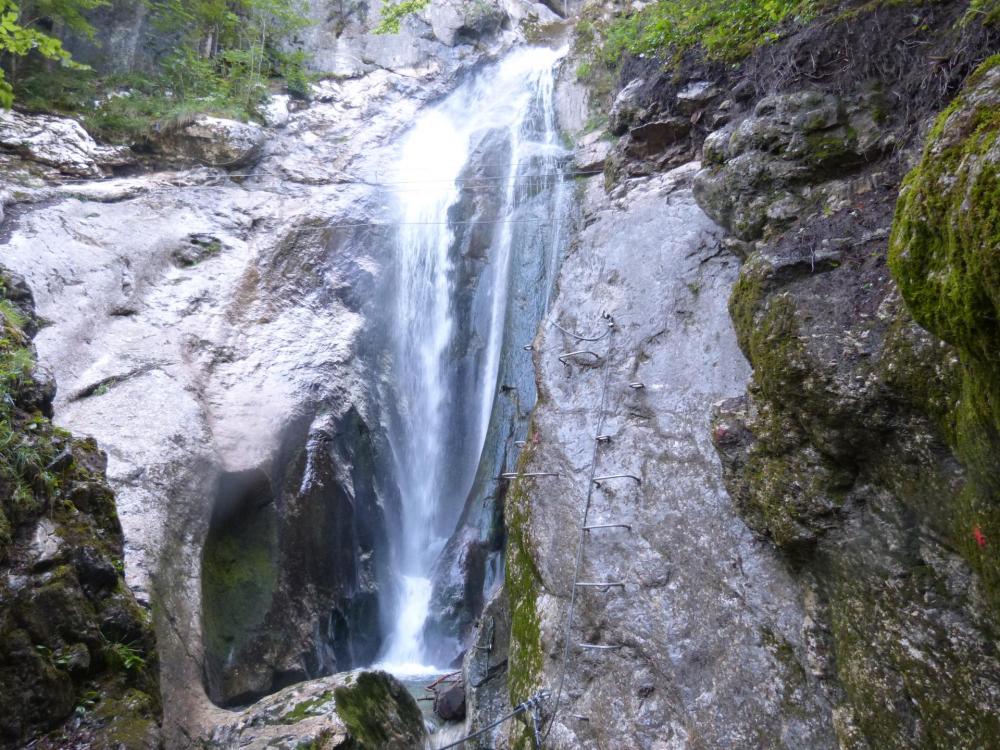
{"left": 378, "top": 46, "right": 569, "bottom": 674}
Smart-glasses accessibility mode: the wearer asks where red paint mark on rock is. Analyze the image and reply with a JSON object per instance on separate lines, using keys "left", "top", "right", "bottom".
{"left": 973, "top": 526, "right": 987, "bottom": 548}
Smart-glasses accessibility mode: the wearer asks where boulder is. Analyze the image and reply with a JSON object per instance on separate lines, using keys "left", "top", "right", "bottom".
{"left": 434, "top": 681, "right": 466, "bottom": 721}
{"left": 608, "top": 77, "right": 645, "bottom": 135}
{"left": 149, "top": 116, "right": 266, "bottom": 169}
{"left": 625, "top": 117, "right": 692, "bottom": 158}
{"left": 203, "top": 671, "right": 428, "bottom": 750}
{"left": 694, "top": 90, "right": 888, "bottom": 240}
{"left": 676, "top": 80, "right": 721, "bottom": 114}
{"left": 0, "top": 110, "right": 132, "bottom": 178}
{"left": 262, "top": 95, "right": 291, "bottom": 128}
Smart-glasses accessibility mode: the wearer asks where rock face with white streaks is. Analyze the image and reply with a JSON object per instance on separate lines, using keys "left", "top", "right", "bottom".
{"left": 0, "top": 109, "right": 132, "bottom": 177}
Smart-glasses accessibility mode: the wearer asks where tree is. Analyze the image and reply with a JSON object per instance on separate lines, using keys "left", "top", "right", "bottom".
{"left": 0, "top": 0, "right": 105, "bottom": 107}
{"left": 150, "top": 0, "right": 310, "bottom": 108}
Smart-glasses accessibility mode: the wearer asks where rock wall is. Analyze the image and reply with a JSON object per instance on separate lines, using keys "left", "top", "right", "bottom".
{"left": 1, "top": 1, "right": 565, "bottom": 744}
{"left": 0, "top": 270, "right": 161, "bottom": 749}
{"left": 498, "top": 162, "right": 842, "bottom": 748}
{"left": 487, "top": 2, "right": 1000, "bottom": 748}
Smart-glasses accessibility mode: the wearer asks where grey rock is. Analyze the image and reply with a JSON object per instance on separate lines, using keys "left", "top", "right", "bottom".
{"left": 608, "top": 78, "right": 645, "bottom": 135}
{"left": 169, "top": 234, "right": 223, "bottom": 267}
{"left": 434, "top": 681, "right": 467, "bottom": 721}
{"left": 263, "top": 95, "right": 292, "bottom": 128}
{"left": 503, "top": 164, "right": 838, "bottom": 748}
{"left": 149, "top": 116, "right": 267, "bottom": 169}
{"left": 29, "top": 520, "right": 66, "bottom": 571}
{"left": 0, "top": 110, "right": 132, "bottom": 177}
{"left": 573, "top": 131, "right": 612, "bottom": 172}
{"left": 427, "top": 0, "right": 507, "bottom": 46}
{"left": 676, "top": 80, "right": 720, "bottom": 114}
{"left": 203, "top": 670, "right": 427, "bottom": 750}
{"left": 694, "top": 91, "right": 888, "bottom": 240}
{"left": 625, "top": 117, "right": 692, "bottom": 158}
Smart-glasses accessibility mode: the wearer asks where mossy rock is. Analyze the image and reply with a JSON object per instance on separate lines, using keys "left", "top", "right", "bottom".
{"left": 503, "top": 428, "right": 543, "bottom": 708}
{"left": 333, "top": 672, "right": 424, "bottom": 749}
{"left": 0, "top": 269, "right": 161, "bottom": 748}
{"left": 889, "top": 55, "right": 1000, "bottom": 612}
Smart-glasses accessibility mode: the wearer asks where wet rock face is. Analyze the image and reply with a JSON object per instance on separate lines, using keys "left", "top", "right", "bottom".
{"left": 0, "top": 3, "right": 540, "bottom": 733}
{"left": 502, "top": 165, "right": 839, "bottom": 748}
{"left": 0, "top": 271, "right": 161, "bottom": 750}
{"left": 203, "top": 670, "right": 427, "bottom": 750}
{"left": 202, "top": 410, "right": 392, "bottom": 707}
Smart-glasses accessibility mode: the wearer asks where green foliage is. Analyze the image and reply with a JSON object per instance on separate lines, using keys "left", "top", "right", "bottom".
{"left": 277, "top": 48, "right": 310, "bottom": 100}
{"left": 965, "top": 0, "right": 1000, "bottom": 25}
{"left": 6, "top": 0, "right": 311, "bottom": 136}
{"left": 600, "top": 0, "right": 814, "bottom": 67}
{"left": 373, "top": 0, "right": 429, "bottom": 34}
{"left": 149, "top": 0, "right": 310, "bottom": 106}
{"left": 104, "top": 639, "right": 147, "bottom": 672}
{"left": 0, "top": 290, "right": 58, "bottom": 529}
{"left": 0, "top": 0, "right": 95, "bottom": 107}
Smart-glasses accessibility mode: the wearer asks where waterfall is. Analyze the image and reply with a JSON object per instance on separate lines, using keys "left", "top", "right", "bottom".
{"left": 377, "top": 46, "right": 568, "bottom": 674}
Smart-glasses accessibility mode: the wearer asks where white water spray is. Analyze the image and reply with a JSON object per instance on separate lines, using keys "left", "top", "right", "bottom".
{"left": 378, "top": 46, "right": 568, "bottom": 675}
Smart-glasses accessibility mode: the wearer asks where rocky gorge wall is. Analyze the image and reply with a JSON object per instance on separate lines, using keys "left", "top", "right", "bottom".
{"left": 479, "top": 2, "right": 1000, "bottom": 748}
{"left": 1, "top": 0, "right": 569, "bottom": 746}
{"left": 4, "top": 0, "right": 1000, "bottom": 748}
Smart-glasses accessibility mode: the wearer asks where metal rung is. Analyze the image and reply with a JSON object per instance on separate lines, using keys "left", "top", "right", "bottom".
{"left": 514, "top": 440, "right": 526, "bottom": 447}
{"left": 628, "top": 382, "right": 645, "bottom": 389}
{"left": 592, "top": 474, "right": 642, "bottom": 486}
{"left": 499, "top": 471, "right": 562, "bottom": 480}
{"left": 574, "top": 581, "right": 625, "bottom": 589}
{"left": 572, "top": 715, "right": 590, "bottom": 721}
{"left": 523, "top": 344, "right": 533, "bottom": 351}
{"left": 578, "top": 643, "right": 623, "bottom": 650}
{"left": 583, "top": 523, "right": 632, "bottom": 531}
{"left": 558, "top": 350, "right": 601, "bottom": 364}
{"left": 595, "top": 435, "right": 612, "bottom": 443}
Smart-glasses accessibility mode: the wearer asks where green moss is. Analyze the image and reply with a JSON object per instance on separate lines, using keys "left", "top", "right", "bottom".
{"left": 200, "top": 503, "right": 278, "bottom": 664}
{"left": 504, "top": 427, "right": 543, "bottom": 709}
{"left": 888, "top": 55, "right": 1000, "bottom": 614}
{"left": 825, "top": 543, "right": 1000, "bottom": 749}
{"left": 728, "top": 256, "right": 768, "bottom": 359}
{"left": 280, "top": 691, "right": 333, "bottom": 724}
{"left": 332, "top": 672, "right": 423, "bottom": 748}
{"left": 803, "top": 125, "right": 859, "bottom": 168}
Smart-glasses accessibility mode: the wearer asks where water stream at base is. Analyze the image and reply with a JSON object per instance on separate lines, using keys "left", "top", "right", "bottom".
{"left": 375, "top": 45, "right": 568, "bottom": 676}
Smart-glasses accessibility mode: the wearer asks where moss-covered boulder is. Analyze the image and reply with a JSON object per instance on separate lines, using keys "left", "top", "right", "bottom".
{"left": 890, "top": 54, "right": 1000, "bottom": 608}
{"left": 0, "top": 269, "right": 161, "bottom": 749}
{"left": 203, "top": 670, "right": 427, "bottom": 750}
